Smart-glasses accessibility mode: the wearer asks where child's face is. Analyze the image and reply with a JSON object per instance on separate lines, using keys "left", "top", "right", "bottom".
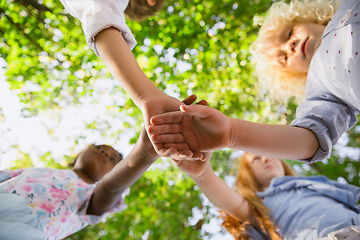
{"left": 74, "top": 145, "right": 121, "bottom": 183}
{"left": 267, "top": 22, "right": 326, "bottom": 73}
{"left": 248, "top": 153, "right": 285, "bottom": 190}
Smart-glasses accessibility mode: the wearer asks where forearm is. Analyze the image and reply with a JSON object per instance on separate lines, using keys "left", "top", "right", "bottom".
{"left": 191, "top": 169, "right": 250, "bottom": 222}
{"left": 95, "top": 27, "right": 162, "bottom": 109}
{"left": 229, "top": 118, "right": 319, "bottom": 160}
{"left": 88, "top": 143, "right": 158, "bottom": 215}
{"left": 103, "top": 153, "right": 155, "bottom": 191}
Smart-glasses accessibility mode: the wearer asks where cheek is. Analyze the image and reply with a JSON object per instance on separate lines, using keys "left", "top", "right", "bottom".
{"left": 275, "top": 163, "right": 285, "bottom": 176}
{"left": 289, "top": 57, "right": 309, "bottom": 73}
{"left": 253, "top": 169, "right": 266, "bottom": 182}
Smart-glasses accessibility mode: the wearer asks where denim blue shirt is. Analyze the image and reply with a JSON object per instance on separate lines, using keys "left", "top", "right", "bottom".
{"left": 254, "top": 176, "right": 360, "bottom": 240}
{"left": 290, "top": 0, "right": 360, "bottom": 162}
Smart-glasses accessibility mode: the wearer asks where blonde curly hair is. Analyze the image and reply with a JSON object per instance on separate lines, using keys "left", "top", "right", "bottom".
{"left": 250, "top": 0, "right": 340, "bottom": 104}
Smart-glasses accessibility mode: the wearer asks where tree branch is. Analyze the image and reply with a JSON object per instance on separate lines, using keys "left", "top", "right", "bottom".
{"left": 1, "top": 10, "right": 44, "bottom": 52}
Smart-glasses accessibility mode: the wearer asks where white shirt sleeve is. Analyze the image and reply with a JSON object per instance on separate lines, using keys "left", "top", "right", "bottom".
{"left": 289, "top": 0, "right": 360, "bottom": 162}
{"left": 59, "top": 0, "right": 137, "bottom": 55}
{"left": 290, "top": 94, "right": 358, "bottom": 163}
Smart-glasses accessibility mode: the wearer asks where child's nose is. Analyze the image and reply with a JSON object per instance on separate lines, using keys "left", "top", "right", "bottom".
{"left": 100, "top": 148, "right": 108, "bottom": 157}
{"left": 287, "top": 38, "right": 299, "bottom": 53}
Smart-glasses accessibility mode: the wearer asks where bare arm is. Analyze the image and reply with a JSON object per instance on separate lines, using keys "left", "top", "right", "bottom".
{"left": 150, "top": 104, "right": 319, "bottom": 160}
{"left": 95, "top": 27, "right": 162, "bottom": 109}
{"left": 192, "top": 168, "right": 251, "bottom": 222}
{"left": 174, "top": 155, "right": 250, "bottom": 222}
{"left": 95, "top": 28, "right": 205, "bottom": 158}
{"left": 228, "top": 118, "right": 319, "bottom": 160}
{"left": 87, "top": 128, "right": 158, "bottom": 216}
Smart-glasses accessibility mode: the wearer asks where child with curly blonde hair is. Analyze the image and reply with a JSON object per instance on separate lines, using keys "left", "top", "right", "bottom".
{"left": 251, "top": 0, "right": 341, "bottom": 104}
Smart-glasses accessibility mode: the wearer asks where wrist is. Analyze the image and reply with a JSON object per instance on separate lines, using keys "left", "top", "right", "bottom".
{"left": 191, "top": 166, "right": 214, "bottom": 182}
{"left": 132, "top": 141, "right": 158, "bottom": 164}
{"left": 137, "top": 88, "right": 164, "bottom": 110}
{"left": 227, "top": 117, "right": 237, "bottom": 149}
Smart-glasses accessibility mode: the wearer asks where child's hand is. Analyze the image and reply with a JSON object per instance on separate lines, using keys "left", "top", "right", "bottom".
{"left": 141, "top": 94, "right": 198, "bottom": 158}
{"left": 172, "top": 152, "right": 213, "bottom": 179}
{"left": 142, "top": 94, "right": 208, "bottom": 160}
{"left": 138, "top": 95, "right": 209, "bottom": 161}
{"left": 148, "top": 105, "right": 232, "bottom": 159}
{"left": 135, "top": 127, "right": 159, "bottom": 162}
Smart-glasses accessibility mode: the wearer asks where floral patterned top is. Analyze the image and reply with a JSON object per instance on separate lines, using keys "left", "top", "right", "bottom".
{"left": 0, "top": 168, "right": 129, "bottom": 240}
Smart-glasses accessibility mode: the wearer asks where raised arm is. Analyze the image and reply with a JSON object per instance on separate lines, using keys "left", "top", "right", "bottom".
{"left": 87, "top": 96, "right": 208, "bottom": 215}
{"left": 94, "top": 28, "right": 166, "bottom": 111}
{"left": 149, "top": 104, "right": 319, "bottom": 160}
{"left": 59, "top": 0, "right": 199, "bottom": 157}
{"left": 59, "top": 0, "right": 172, "bottom": 119}
{"left": 94, "top": 28, "right": 207, "bottom": 159}
{"left": 87, "top": 127, "right": 158, "bottom": 216}
{"left": 174, "top": 154, "right": 251, "bottom": 222}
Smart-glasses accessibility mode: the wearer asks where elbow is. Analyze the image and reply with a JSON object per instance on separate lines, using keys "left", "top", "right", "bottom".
{"left": 225, "top": 201, "right": 250, "bottom": 223}
{"left": 304, "top": 132, "right": 320, "bottom": 159}
{"left": 293, "top": 127, "right": 320, "bottom": 160}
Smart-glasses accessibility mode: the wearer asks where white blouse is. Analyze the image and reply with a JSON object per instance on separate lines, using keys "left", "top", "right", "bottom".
{"left": 290, "top": 0, "right": 360, "bottom": 162}
{"left": 59, "top": 0, "right": 137, "bottom": 55}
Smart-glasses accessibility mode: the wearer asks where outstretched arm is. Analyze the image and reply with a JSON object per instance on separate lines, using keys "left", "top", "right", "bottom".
{"left": 228, "top": 118, "right": 319, "bottom": 160}
{"left": 59, "top": 0, "right": 202, "bottom": 157}
{"left": 149, "top": 104, "right": 319, "bottom": 160}
{"left": 174, "top": 153, "right": 251, "bottom": 222}
{"left": 59, "top": 0, "right": 191, "bottom": 156}
{"left": 95, "top": 27, "right": 163, "bottom": 110}
{"left": 95, "top": 28, "right": 204, "bottom": 159}
{"left": 87, "top": 127, "right": 158, "bottom": 216}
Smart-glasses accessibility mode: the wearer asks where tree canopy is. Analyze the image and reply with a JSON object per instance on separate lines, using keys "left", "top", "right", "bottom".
{"left": 1, "top": 0, "right": 359, "bottom": 239}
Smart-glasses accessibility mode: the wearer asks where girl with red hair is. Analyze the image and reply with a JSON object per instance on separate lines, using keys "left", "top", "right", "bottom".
{"left": 175, "top": 152, "right": 360, "bottom": 239}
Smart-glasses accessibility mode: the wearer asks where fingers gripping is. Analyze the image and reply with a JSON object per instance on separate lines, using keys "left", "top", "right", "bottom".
{"left": 170, "top": 150, "right": 204, "bottom": 161}
{"left": 157, "top": 148, "right": 190, "bottom": 158}
{"left": 182, "top": 94, "right": 197, "bottom": 105}
{"left": 148, "top": 123, "right": 182, "bottom": 135}
{"left": 180, "top": 105, "right": 212, "bottom": 119}
{"left": 151, "top": 133, "right": 184, "bottom": 144}
{"left": 156, "top": 143, "right": 204, "bottom": 161}
{"left": 150, "top": 111, "right": 184, "bottom": 125}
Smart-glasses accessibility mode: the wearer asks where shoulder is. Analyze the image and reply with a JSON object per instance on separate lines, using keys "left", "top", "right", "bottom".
{"left": 323, "top": 0, "right": 360, "bottom": 36}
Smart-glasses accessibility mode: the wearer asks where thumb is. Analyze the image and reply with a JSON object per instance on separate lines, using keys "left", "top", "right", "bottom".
{"left": 171, "top": 159, "right": 181, "bottom": 165}
{"left": 179, "top": 104, "right": 214, "bottom": 119}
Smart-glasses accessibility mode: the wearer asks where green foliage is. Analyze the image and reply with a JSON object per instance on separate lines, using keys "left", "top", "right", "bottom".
{"left": 2, "top": 0, "right": 360, "bottom": 239}
{"left": 1, "top": 0, "right": 109, "bottom": 115}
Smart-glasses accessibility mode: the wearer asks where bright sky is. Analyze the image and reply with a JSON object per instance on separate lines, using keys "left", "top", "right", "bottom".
{"left": 0, "top": 67, "right": 134, "bottom": 168}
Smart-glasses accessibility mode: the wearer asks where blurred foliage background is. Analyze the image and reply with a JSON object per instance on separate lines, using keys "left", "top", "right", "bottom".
{"left": 1, "top": 0, "right": 359, "bottom": 239}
